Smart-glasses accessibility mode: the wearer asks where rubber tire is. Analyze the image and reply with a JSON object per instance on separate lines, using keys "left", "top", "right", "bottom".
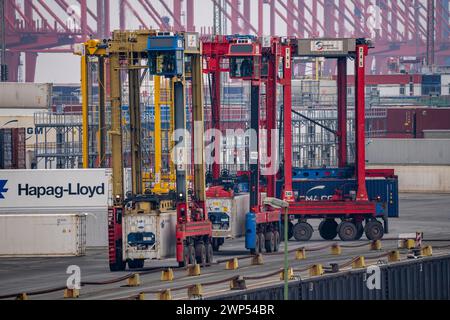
{"left": 318, "top": 219, "right": 338, "bottom": 240}
{"left": 354, "top": 222, "right": 364, "bottom": 240}
{"left": 280, "top": 222, "right": 294, "bottom": 241}
{"left": 110, "top": 261, "right": 126, "bottom": 272}
{"left": 188, "top": 245, "right": 196, "bottom": 265}
{"left": 128, "top": 259, "right": 145, "bottom": 270}
{"left": 212, "top": 238, "right": 221, "bottom": 252}
{"left": 273, "top": 231, "right": 280, "bottom": 252}
{"left": 258, "top": 233, "right": 265, "bottom": 253}
{"left": 265, "top": 232, "right": 275, "bottom": 253}
{"left": 293, "top": 222, "right": 314, "bottom": 241}
{"left": 179, "top": 245, "right": 190, "bottom": 267}
{"left": 110, "top": 242, "right": 126, "bottom": 272}
{"left": 195, "top": 243, "right": 207, "bottom": 266}
{"left": 206, "top": 242, "right": 214, "bottom": 264}
{"left": 288, "top": 222, "right": 294, "bottom": 240}
{"left": 251, "top": 233, "right": 261, "bottom": 255}
{"left": 365, "top": 220, "right": 385, "bottom": 241}
{"left": 338, "top": 221, "right": 358, "bottom": 241}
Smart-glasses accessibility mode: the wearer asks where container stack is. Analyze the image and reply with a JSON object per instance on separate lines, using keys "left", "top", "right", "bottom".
{"left": 0, "top": 128, "right": 26, "bottom": 169}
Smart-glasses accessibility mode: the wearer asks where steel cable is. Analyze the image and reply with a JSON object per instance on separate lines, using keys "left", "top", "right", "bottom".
{"left": 431, "top": 244, "right": 450, "bottom": 249}
{"left": 364, "top": 252, "right": 390, "bottom": 260}
{"left": 202, "top": 275, "right": 240, "bottom": 287}
{"left": 0, "top": 286, "right": 68, "bottom": 299}
{"left": 3, "top": 239, "right": 450, "bottom": 300}
{"left": 293, "top": 266, "right": 310, "bottom": 273}
{"left": 338, "top": 257, "right": 360, "bottom": 269}
{"left": 81, "top": 274, "right": 134, "bottom": 286}
{"left": 115, "top": 294, "right": 142, "bottom": 301}
{"left": 340, "top": 242, "right": 371, "bottom": 248}
{"left": 305, "top": 243, "right": 336, "bottom": 251}
{"left": 243, "top": 269, "right": 283, "bottom": 281}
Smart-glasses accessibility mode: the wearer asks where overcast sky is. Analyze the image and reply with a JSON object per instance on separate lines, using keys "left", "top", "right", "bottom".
{"left": 34, "top": 1, "right": 254, "bottom": 84}
{"left": 30, "top": 0, "right": 407, "bottom": 83}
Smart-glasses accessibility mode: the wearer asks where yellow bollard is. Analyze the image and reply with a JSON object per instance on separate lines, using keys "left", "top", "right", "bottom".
{"left": 64, "top": 288, "right": 80, "bottom": 299}
{"left": 157, "top": 289, "right": 172, "bottom": 301}
{"left": 138, "top": 293, "right": 146, "bottom": 300}
{"left": 295, "top": 248, "right": 306, "bottom": 260}
{"left": 309, "top": 264, "right": 324, "bottom": 277}
{"left": 230, "top": 278, "right": 247, "bottom": 290}
{"left": 279, "top": 267, "right": 295, "bottom": 281}
{"left": 16, "top": 293, "right": 28, "bottom": 301}
{"left": 421, "top": 246, "right": 433, "bottom": 257}
{"left": 352, "top": 256, "right": 366, "bottom": 269}
{"left": 251, "top": 254, "right": 264, "bottom": 266}
{"left": 225, "top": 258, "right": 239, "bottom": 270}
{"left": 187, "top": 264, "right": 201, "bottom": 276}
{"left": 331, "top": 244, "right": 342, "bottom": 255}
{"left": 161, "top": 268, "right": 175, "bottom": 281}
{"left": 388, "top": 250, "right": 400, "bottom": 262}
{"left": 127, "top": 274, "right": 141, "bottom": 287}
{"left": 187, "top": 284, "right": 203, "bottom": 299}
{"left": 404, "top": 239, "right": 416, "bottom": 250}
{"left": 370, "top": 240, "right": 382, "bottom": 251}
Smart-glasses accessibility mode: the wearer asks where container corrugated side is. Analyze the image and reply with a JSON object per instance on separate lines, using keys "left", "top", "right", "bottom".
{"left": 123, "top": 211, "right": 176, "bottom": 260}
{"left": 234, "top": 194, "right": 250, "bottom": 237}
{"left": 159, "top": 211, "right": 177, "bottom": 259}
{"left": 1, "top": 208, "right": 107, "bottom": 247}
{"left": 0, "top": 83, "right": 52, "bottom": 109}
{"left": 0, "top": 213, "right": 86, "bottom": 257}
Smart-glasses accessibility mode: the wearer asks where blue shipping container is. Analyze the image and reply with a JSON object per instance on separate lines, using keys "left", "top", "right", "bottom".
{"left": 276, "top": 178, "right": 399, "bottom": 218}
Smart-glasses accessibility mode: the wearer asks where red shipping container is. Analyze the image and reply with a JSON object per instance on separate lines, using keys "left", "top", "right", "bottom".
{"left": 13, "top": 128, "right": 26, "bottom": 169}
{"left": 415, "top": 108, "right": 450, "bottom": 138}
{"left": 384, "top": 107, "right": 450, "bottom": 138}
{"left": 0, "top": 128, "right": 27, "bottom": 169}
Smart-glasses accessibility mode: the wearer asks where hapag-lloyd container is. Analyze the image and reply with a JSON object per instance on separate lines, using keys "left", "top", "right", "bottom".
{"left": 0, "top": 169, "right": 109, "bottom": 210}
{"left": 0, "top": 213, "right": 87, "bottom": 257}
{"left": 0, "top": 169, "right": 109, "bottom": 247}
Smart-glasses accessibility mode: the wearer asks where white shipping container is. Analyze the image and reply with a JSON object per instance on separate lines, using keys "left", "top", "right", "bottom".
{"left": 0, "top": 169, "right": 109, "bottom": 247}
{"left": 123, "top": 211, "right": 177, "bottom": 260}
{"left": 0, "top": 208, "right": 107, "bottom": 248}
{"left": 0, "top": 169, "right": 109, "bottom": 210}
{"left": 0, "top": 83, "right": 52, "bottom": 109}
{"left": 0, "top": 213, "right": 86, "bottom": 257}
{"left": 207, "top": 194, "right": 250, "bottom": 239}
{"left": 105, "top": 168, "right": 133, "bottom": 206}
{"left": 441, "top": 74, "right": 450, "bottom": 95}
{"left": 234, "top": 194, "right": 250, "bottom": 237}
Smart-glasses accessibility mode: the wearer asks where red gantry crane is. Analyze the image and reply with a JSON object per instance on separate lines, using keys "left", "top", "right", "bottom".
{"left": 203, "top": 35, "right": 291, "bottom": 253}
{"left": 280, "top": 38, "right": 393, "bottom": 242}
